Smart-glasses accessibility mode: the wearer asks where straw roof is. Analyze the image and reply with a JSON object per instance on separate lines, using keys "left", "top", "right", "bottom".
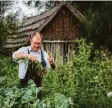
{"left": 3, "top": 2, "right": 87, "bottom": 49}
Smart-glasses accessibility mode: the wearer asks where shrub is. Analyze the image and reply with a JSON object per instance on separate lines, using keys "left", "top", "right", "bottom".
{"left": 0, "top": 39, "right": 112, "bottom": 108}
{"left": 43, "top": 39, "right": 112, "bottom": 108}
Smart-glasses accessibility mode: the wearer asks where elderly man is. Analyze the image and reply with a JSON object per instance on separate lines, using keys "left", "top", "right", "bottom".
{"left": 12, "top": 32, "right": 55, "bottom": 88}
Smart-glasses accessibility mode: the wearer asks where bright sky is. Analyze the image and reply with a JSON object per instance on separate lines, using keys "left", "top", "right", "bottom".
{"left": 5, "top": 0, "right": 45, "bottom": 20}
{"left": 15, "top": 1, "right": 37, "bottom": 16}
{"left": 5, "top": 0, "right": 65, "bottom": 21}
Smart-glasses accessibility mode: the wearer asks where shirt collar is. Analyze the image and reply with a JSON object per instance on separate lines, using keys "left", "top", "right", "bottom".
{"left": 28, "top": 46, "right": 41, "bottom": 54}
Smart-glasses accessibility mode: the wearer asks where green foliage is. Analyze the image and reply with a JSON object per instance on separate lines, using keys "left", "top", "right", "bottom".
{"left": 83, "top": 2, "right": 112, "bottom": 50}
{"left": 0, "top": 79, "right": 72, "bottom": 108}
{"left": 30, "top": 61, "right": 47, "bottom": 77}
{"left": 0, "top": 56, "right": 19, "bottom": 87}
{"left": 43, "top": 39, "right": 112, "bottom": 108}
{"left": 0, "top": 1, "right": 19, "bottom": 50}
{"left": 0, "top": 39, "right": 112, "bottom": 108}
{"left": 0, "top": 14, "right": 19, "bottom": 49}
{"left": 0, "top": 80, "right": 38, "bottom": 108}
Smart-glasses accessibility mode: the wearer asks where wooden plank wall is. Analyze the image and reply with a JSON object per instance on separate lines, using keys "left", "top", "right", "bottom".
{"left": 42, "top": 40, "right": 75, "bottom": 64}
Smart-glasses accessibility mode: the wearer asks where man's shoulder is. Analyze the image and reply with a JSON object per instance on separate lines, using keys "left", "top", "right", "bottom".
{"left": 18, "top": 46, "right": 29, "bottom": 52}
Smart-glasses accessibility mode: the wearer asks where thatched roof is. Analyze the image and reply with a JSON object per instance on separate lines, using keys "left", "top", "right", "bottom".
{"left": 3, "top": 2, "right": 87, "bottom": 49}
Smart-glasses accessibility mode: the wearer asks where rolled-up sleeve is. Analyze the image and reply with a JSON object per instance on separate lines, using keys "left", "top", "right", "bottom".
{"left": 12, "top": 47, "right": 27, "bottom": 62}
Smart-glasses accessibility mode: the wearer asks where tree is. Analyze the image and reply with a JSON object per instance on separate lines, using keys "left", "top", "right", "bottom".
{"left": 83, "top": 2, "right": 112, "bottom": 49}
{"left": 0, "top": 1, "right": 19, "bottom": 51}
{"left": 0, "top": 1, "right": 11, "bottom": 47}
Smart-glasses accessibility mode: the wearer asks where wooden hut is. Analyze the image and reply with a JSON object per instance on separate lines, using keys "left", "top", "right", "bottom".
{"left": 3, "top": 2, "right": 86, "bottom": 61}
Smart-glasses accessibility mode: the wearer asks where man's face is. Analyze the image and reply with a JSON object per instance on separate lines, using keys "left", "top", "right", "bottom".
{"left": 30, "top": 35, "right": 42, "bottom": 52}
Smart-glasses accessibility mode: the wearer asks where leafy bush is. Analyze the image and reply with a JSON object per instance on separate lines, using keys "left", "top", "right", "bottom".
{"left": 0, "top": 39, "right": 112, "bottom": 108}
{"left": 0, "top": 79, "right": 73, "bottom": 108}
{"left": 42, "top": 39, "right": 112, "bottom": 108}
{"left": 0, "top": 56, "right": 19, "bottom": 87}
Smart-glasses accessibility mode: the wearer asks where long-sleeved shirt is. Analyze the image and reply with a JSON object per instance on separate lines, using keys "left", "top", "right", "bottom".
{"left": 12, "top": 46, "right": 50, "bottom": 79}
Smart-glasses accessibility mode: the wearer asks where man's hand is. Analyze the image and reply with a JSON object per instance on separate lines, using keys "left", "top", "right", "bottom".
{"left": 48, "top": 52, "right": 54, "bottom": 64}
{"left": 48, "top": 57, "right": 56, "bottom": 69}
{"left": 47, "top": 52, "right": 56, "bottom": 69}
{"left": 26, "top": 54, "right": 37, "bottom": 62}
{"left": 48, "top": 57, "right": 54, "bottom": 64}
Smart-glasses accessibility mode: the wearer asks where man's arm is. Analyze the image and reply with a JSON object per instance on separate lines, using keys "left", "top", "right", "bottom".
{"left": 13, "top": 52, "right": 28, "bottom": 59}
{"left": 14, "top": 52, "right": 37, "bottom": 62}
{"left": 12, "top": 47, "right": 37, "bottom": 62}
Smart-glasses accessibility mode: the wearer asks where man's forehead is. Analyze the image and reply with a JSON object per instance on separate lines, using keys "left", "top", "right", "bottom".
{"left": 32, "top": 35, "right": 42, "bottom": 41}
{"left": 30, "top": 32, "right": 43, "bottom": 41}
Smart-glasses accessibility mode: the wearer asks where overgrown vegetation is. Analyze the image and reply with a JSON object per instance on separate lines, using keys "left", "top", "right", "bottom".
{"left": 0, "top": 39, "right": 112, "bottom": 108}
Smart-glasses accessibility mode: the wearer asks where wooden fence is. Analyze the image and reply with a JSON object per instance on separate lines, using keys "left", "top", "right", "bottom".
{"left": 42, "top": 40, "right": 76, "bottom": 63}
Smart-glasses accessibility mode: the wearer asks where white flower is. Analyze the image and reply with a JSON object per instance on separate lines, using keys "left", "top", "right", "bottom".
{"left": 107, "top": 92, "right": 112, "bottom": 98}
{"left": 94, "top": 76, "right": 98, "bottom": 79}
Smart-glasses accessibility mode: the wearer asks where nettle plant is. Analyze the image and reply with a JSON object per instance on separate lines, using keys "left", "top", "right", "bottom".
{"left": 42, "top": 39, "right": 112, "bottom": 108}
